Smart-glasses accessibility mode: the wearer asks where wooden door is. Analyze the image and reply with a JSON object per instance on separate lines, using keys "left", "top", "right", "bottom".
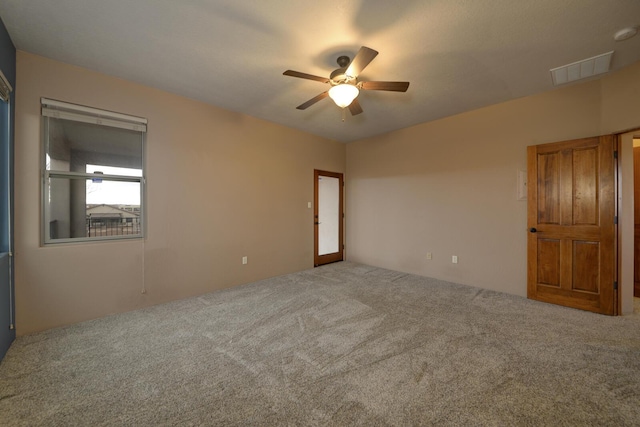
{"left": 314, "top": 170, "right": 344, "bottom": 267}
{"left": 634, "top": 147, "right": 640, "bottom": 298}
{"left": 527, "top": 136, "right": 617, "bottom": 315}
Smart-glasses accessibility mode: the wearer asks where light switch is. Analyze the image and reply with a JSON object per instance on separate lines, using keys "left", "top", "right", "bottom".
{"left": 517, "top": 170, "right": 527, "bottom": 201}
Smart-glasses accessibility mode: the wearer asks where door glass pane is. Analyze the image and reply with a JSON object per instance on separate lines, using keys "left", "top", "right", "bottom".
{"left": 318, "top": 176, "right": 339, "bottom": 255}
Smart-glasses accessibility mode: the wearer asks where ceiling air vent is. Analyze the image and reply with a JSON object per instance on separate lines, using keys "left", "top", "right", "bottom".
{"left": 550, "top": 51, "right": 614, "bottom": 86}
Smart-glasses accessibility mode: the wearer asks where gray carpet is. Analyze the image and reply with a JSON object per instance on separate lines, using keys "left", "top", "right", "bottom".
{"left": 1, "top": 262, "right": 640, "bottom": 426}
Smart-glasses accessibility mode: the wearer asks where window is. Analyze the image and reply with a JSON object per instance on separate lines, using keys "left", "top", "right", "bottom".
{"left": 0, "top": 69, "right": 12, "bottom": 253}
{"left": 41, "top": 98, "right": 146, "bottom": 243}
{"left": 0, "top": 67, "right": 14, "bottom": 336}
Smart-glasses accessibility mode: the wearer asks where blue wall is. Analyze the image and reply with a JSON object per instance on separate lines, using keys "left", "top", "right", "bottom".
{"left": 0, "top": 15, "right": 16, "bottom": 361}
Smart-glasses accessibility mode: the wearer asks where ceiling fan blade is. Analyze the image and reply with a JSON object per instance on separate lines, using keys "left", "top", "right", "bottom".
{"left": 296, "top": 91, "right": 329, "bottom": 110}
{"left": 283, "top": 70, "right": 330, "bottom": 83}
{"left": 360, "top": 81, "right": 410, "bottom": 92}
{"left": 348, "top": 98, "right": 363, "bottom": 116}
{"left": 345, "top": 46, "right": 378, "bottom": 77}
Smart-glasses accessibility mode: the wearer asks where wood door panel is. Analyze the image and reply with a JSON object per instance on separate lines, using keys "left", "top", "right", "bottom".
{"left": 527, "top": 136, "right": 616, "bottom": 315}
{"left": 537, "top": 239, "right": 560, "bottom": 286}
{"left": 572, "top": 147, "right": 598, "bottom": 226}
{"left": 537, "top": 152, "right": 561, "bottom": 224}
{"left": 572, "top": 241, "right": 599, "bottom": 293}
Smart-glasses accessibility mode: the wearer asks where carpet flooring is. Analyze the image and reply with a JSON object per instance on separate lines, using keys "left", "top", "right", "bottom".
{"left": 1, "top": 262, "right": 640, "bottom": 426}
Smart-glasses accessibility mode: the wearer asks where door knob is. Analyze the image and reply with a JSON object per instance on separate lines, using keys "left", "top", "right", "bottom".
{"left": 529, "top": 227, "right": 537, "bottom": 233}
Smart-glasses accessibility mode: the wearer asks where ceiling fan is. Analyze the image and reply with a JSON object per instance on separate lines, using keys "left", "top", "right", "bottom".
{"left": 283, "top": 46, "right": 410, "bottom": 116}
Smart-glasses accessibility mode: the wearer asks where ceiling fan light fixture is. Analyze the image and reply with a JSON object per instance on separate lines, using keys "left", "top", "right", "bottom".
{"left": 284, "top": 46, "right": 408, "bottom": 114}
{"left": 328, "top": 84, "right": 359, "bottom": 108}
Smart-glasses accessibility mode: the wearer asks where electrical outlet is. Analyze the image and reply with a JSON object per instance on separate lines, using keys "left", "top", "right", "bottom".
{"left": 426, "top": 252, "right": 432, "bottom": 260}
{"left": 242, "top": 256, "right": 248, "bottom": 265}
{"left": 452, "top": 255, "right": 458, "bottom": 264}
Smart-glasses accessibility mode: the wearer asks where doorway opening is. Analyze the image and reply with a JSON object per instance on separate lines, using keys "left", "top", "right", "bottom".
{"left": 314, "top": 170, "right": 344, "bottom": 267}
{"left": 616, "top": 130, "right": 640, "bottom": 315}
{"left": 632, "top": 137, "right": 640, "bottom": 308}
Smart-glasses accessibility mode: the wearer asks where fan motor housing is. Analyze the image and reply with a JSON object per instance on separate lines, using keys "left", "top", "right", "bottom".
{"left": 330, "top": 68, "right": 356, "bottom": 85}
{"left": 330, "top": 55, "right": 357, "bottom": 85}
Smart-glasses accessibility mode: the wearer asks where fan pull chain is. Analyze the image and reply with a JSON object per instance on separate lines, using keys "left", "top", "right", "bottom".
{"left": 342, "top": 108, "right": 346, "bottom": 122}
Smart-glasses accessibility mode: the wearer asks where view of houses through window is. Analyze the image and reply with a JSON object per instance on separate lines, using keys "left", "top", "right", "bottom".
{"left": 85, "top": 165, "right": 141, "bottom": 237}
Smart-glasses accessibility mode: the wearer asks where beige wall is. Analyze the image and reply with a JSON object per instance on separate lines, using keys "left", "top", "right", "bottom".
{"left": 346, "top": 61, "right": 640, "bottom": 312}
{"left": 15, "top": 51, "right": 345, "bottom": 335}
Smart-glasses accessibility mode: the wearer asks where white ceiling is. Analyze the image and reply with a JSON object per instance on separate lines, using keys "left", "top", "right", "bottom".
{"left": 1, "top": 0, "right": 640, "bottom": 143}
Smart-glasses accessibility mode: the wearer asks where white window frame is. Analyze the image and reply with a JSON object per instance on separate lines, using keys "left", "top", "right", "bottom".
{"left": 41, "top": 98, "right": 147, "bottom": 244}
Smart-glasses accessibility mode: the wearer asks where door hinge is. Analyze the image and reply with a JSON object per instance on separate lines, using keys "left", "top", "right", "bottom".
{"left": 343, "top": 244, "right": 345, "bottom": 249}
{"left": 614, "top": 281, "right": 618, "bottom": 290}
{"left": 613, "top": 151, "right": 618, "bottom": 159}
{"left": 614, "top": 216, "right": 618, "bottom": 225}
